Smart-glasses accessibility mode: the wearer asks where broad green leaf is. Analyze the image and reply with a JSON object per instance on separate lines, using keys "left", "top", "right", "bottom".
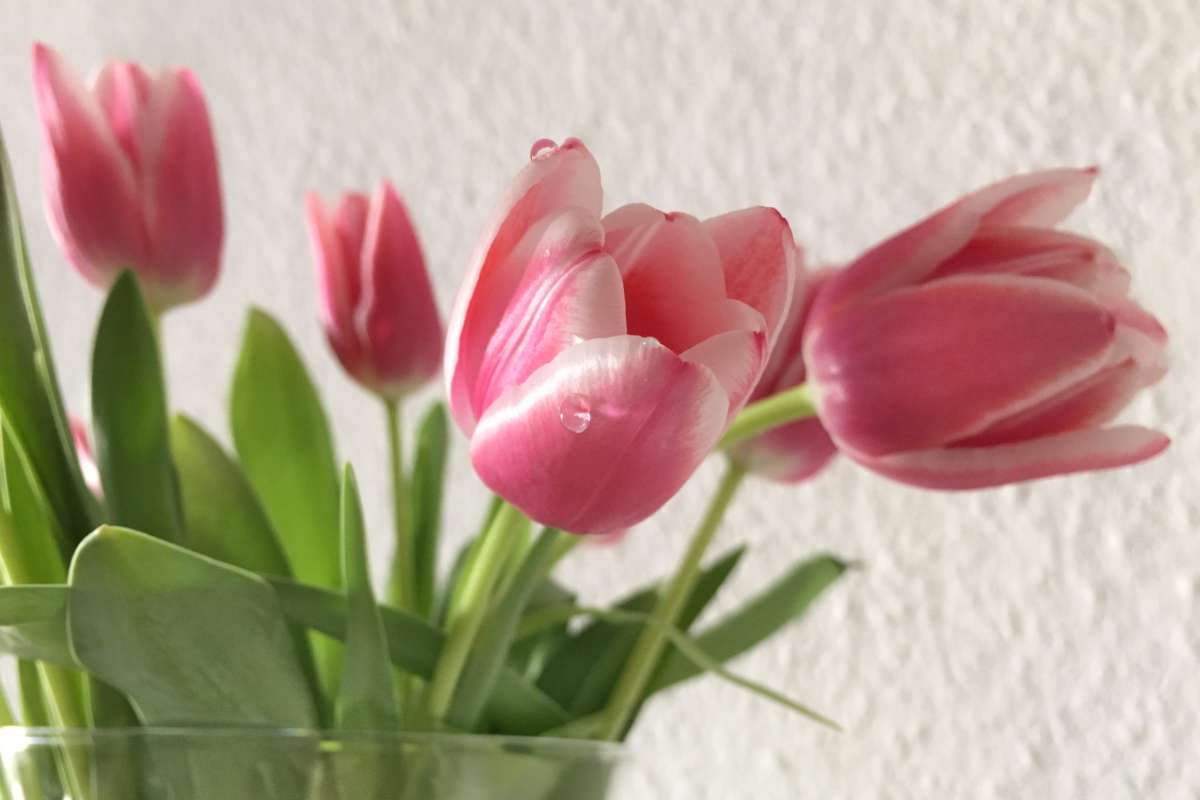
{"left": 91, "top": 272, "right": 183, "bottom": 543}
{"left": 67, "top": 526, "right": 319, "bottom": 727}
{"left": 408, "top": 401, "right": 448, "bottom": 618}
{"left": 0, "top": 419, "right": 70, "bottom": 584}
{"left": 170, "top": 414, "right": 291, "bottom": 576}
{"left": 0, "top": 132, "right": 94, "bottom": 549}
{"left": 446, "top": 528, "right": 566, "bottom": 730}
{"left": 267, "top": 577, "right": 571, "bottom": 735}
{"left": 508, "top": 579, "right": 576, "bottom": 680}
{"left": 170, "top": 414, "right": 324, "bottom": 723}
{"left": 649, "top": 553, "right": 849, "bottom": 693}
{"left": 335, "top": 465, "right": 397, "bottom": 729}
{"left": 537, "top": 546, "right": 746, "bottom": 714}
{"left": 230, "top": 309, "right": 340, "bottom": 590}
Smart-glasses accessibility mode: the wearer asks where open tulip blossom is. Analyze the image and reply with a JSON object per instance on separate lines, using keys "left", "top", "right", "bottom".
{"left": 0, "top": 41, "right": 1172, "bottom": 799}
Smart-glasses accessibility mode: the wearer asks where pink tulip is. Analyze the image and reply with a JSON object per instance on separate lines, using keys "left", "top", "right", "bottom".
{"left": 805, "top": 168, "right": 1168, "bottom": 489}
{"left": 306, "top": 181, "right": 443, "bottom": 399}
{"left": 31, "top": 43, "right": 223, "bottom": 312}
{"left": 446, "top": 138, "right": 797, "bottom": 533}
{"left": 730, "top": 269, "right": 839, "bottom": 483}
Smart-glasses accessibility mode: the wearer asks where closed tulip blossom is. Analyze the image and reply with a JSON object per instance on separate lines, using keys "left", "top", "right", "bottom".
{"left": 306, "top": 181, "right": 443, "bottom": 398}
{"left": 32, "top": 43, "right": 223, "bottom": 312}
{"left": 446, "top": 138, "right": 797, "bottom": 533}
{"left": 730, "top": 269, "right": 839, "bottom": 483}
{"left": 804, "top": 168, "right": 1168, "bottom": 489}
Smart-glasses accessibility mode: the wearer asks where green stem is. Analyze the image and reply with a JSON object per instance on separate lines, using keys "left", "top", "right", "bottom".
{"left": 424, "top": 502, "right": 525, "bottom": 721}
{"left": 599, "top": 461, "right": 747, "bottom": 740}
{"left": 385, "top": 400, "right": 415, "bottom": 612}
{"left": 718, "top": 384, "right": 817, "bottom": 450}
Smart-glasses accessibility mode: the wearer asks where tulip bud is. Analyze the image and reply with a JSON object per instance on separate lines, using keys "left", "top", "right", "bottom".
{"left": 445, "top": 138, "right": 797, "bottom": 533}
{"left": 70, "top": 416, "right": 102, "bottom": 498}
{"left": 31, "top": 43, "right": 223, "bottom": 312}
{"left": 805, "top": 168, "right": 1168, "bottom": 489}
{"left": 730, "top": 269, "right": 838, "bottom": 483}
{"left": 306, "top": 181, "right": 443, "bottom": 399}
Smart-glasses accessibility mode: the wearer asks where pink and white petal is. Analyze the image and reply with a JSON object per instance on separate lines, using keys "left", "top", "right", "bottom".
{"left": 470, "top": 336, "right": 728, "bottom": 534}
{"left": 812, "top": 168, "right": 1097, "bottom": 325}
{"left": 807, "top": 275, "right": 1117, "bottom": 457}
{"left": 704, "top": 206, "right": 799, "bottom": 345}
{"left": 953, "top": 357, "right": 1166, "bottom": 448}
{"left": 975, "top": 167, "right": 1097, "bottom": 228}
{"left": 446, "top": 139, "right": 602, "bottom": 432}
{"left": 90, "top": 61, "right": 154, "bottom": 171}
{"left": 858, "top": 426, "right": 1169, "bottom": 490}
{"left": 306, "top": 193, "right": 353, "bottom": 335}
{"left": 140, "top": 69, "right": 223, "bottom": 308}
{"left": 358, "top": 182, "right": 444, "bottom": 395}
{"left": 603, "top": 207, "right": 742, "bottom": 353}
{"left": 731, "top": 417, "right": 838, "bottom": 484}
{"left": 681, "top": 327, "right": 766, "bottom": 418}
{"left": 32, "top": 43, "right": 147, "bottom": 283}
{"left": 473, "top": 250, "right": 626, "bottom": 415}
{"left": 752, "top": 268, "right": 834, "bottom": 401}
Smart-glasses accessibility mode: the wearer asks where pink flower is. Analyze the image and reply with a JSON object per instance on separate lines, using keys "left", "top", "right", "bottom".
{"left": 70, "top": 416, "right": 102, "bottom": 498}
{"left": 730, "top": 269, "right": 839, "bottom": 483}
{"left": 805, "top": 168, "right": 1168, "bottom": 489}
{"left": 306, "top": 181, "right": 443, "bottom": 399}
{"left": 31, "top": 43, "right": 223, "bottom": 312}
{"left": 445, "top": 138, "right": 797, "bottom": 533}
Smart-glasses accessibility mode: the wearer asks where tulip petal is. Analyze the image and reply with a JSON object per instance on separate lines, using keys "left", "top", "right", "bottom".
{"left": 90, "top": 61, "right": 154, "bottom": 171}
{"left": 752, "top": 268, "right": 833, "bottom": 400}
{"left": 681, "top": 328, "right": 766, "bottom": 418}
{"left": 446, "top": 138, "right": 602, "bottom": 432}
{"left": 603, "top": 205, "right": 756, "bottom": 353}
{"left": 807, "top": 275, "right": 1117, "bottom": 457}
{"left": 858, "top": 426, "right": 1169, "bottom": 490}
{"left": 470, "top": 336, "right": 728, "bottom": 533}
{"left": 306, "top": 194, "right": 357, "bottom": 345}
{"left": 473, "top": 246, "right": 626, "bottom": 415}
{"left": 138, "top": 68, "right": 223, "bottom": 308}
{"left": 934, "top": 227, "right": 1130, "bottom": 304}
{"left": 356, "top": 182, "right": 444, "bottom": 395}
{"left": 731, "top": 417, "right": 838, "bottom": 484}
{"left": 812, "top": 168, "right": 1098, "bottom": 323}
{"left": 704, "top": 206, "right": 799, "bottom": 345}
{"left": 32, "top": 43, "right": 147, "bottom": 286}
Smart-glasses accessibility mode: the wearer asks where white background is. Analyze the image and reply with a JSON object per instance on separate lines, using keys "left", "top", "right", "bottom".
{"left": 2, "top": 1, "right": 1197, "bottom": 797}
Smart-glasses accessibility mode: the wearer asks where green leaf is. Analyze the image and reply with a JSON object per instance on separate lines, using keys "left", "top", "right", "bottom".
{"left": 649, "top": 553, "right": 849, "bottom": 693}
{"left": 446, "top": 528, "right": 566, "bottom": 731}
{"left": 549, "top": 605, "right": 838, "bottom": 729}
{"left": 230, "top": 309, "right": 340, "bottom": 590}
{"left": 0, "top": 132, "right": 94, "bottom": 549}
{"left": 266, "top": 576, "right": 571, "bottom": 734}
{"left": 0, "top": 418, "right": 70, "bottom": 584}
{"left": 335, "top": 465, "right": 397, "bottom": 730}
{"left": 408, "top": 402, "right": 449, "bottom": 618}
{"left": 536, "top": 546, "right": 746, "bottom": 714}
{"left": 170, "top": 414, "right": 291, "bottom": 576}
{"left": 67, "top": 526, "right": 319, "bottom": 727}
{"left": 91, "top": 272, "right": 183, "bottom": 543}
{"left": 0, "top": 585, "right": 71, "bottom": 665}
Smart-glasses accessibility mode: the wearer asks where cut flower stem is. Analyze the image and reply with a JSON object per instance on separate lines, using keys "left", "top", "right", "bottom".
{"left": 599, "top": 460, "right": 747, "bottom": 740}
{"left": 718, "top": 384, "right": 817, "bottom": 450}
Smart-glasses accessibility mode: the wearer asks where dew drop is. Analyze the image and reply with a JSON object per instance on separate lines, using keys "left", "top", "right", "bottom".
{"left": 559, "top": 394, "right": 592, "bottom": 433}
{"left": 530, "top": 138, "right": 557, "bottom": 160}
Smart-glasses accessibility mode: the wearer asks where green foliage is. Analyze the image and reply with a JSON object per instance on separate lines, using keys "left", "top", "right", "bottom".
{"left": 0, "top": 133, "right": 94, "bottom": 549}
{"left": 406, "top": 402, "right": 449, "bottom": 618}
{"left": 91, "top": 272, "right": 183, "bottom": 542}
{"left": 335, "top": 466, "right": 398, "bottom": 729}
{"left": 67, "top": 527, "right": 319, "bottom": 727}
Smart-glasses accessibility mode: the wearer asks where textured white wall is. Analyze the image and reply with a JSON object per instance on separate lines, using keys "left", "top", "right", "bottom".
{"left": 2, "top": 0, "right": 1197, "bottom": 796}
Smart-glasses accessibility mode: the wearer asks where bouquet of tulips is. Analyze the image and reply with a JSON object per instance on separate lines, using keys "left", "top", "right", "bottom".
{"left": 0, "top": 43, "right": 1168, "bottom": 799}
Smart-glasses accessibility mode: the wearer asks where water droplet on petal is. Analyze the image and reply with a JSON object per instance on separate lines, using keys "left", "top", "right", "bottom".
{"left": 559, "top": 394, "right": 592, "bottom": 433}
{"left": 530, "top": 138, "right": 557, "bottom": 160}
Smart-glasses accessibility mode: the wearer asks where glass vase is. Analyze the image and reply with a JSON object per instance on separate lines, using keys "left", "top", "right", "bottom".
{"left": 0, "top": 727, "right": 628, "bottom": 799}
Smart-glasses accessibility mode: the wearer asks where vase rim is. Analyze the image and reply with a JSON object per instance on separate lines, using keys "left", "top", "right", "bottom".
{"left": 0, "top": 725, "right": 625, "bottom": 758}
